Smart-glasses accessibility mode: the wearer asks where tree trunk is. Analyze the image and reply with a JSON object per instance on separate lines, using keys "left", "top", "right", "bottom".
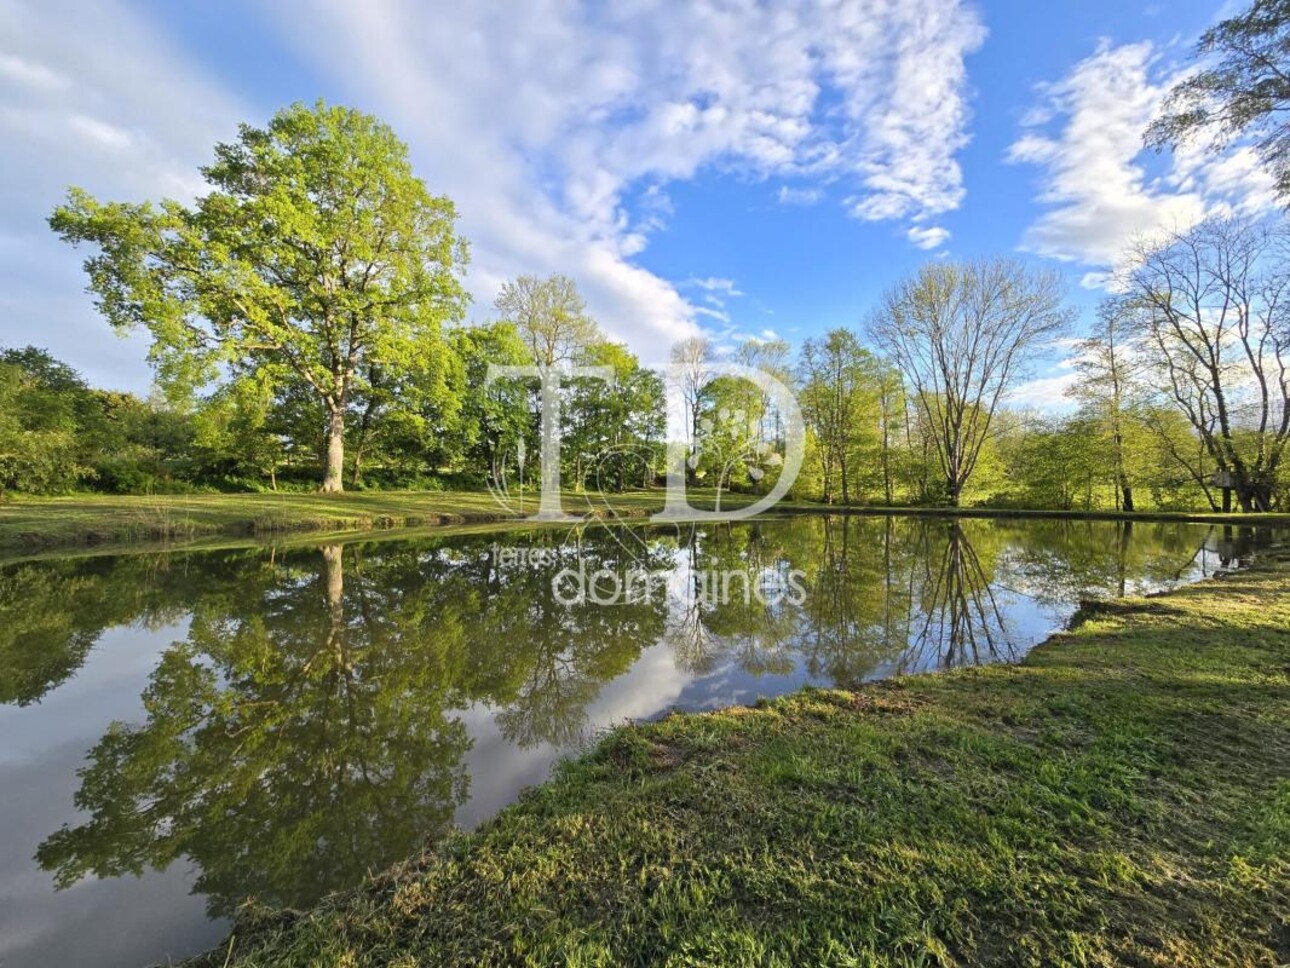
{"left": 1239, "top": 483, "right": 1272, "bottom": 513}
{"left": 322, "top": 407, "right": 345, "bottom": 493}
{"left": 1121, "top": 484, "right": 1135, "bottom": 513}
{"left": 350, "top": 444, "right": 365, "bottom": 488}
{"left": 320, "top": 544, "right": 347, "bottom": 668}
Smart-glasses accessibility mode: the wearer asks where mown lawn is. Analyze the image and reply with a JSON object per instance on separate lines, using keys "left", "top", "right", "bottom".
{"left": 0, "top": 489, "right": 744, "bottom": 554}
{"left": 188, "top": 551, "right": 1290, "bottom": 967}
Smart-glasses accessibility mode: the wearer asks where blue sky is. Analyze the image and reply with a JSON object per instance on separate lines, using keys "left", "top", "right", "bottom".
{"left": 0, "top": 0, "right": 1276, "bottom": 406}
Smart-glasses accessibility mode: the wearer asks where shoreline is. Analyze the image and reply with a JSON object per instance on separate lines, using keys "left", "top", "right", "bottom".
{"left": 185, "top": 548, "right": 1290, "bottom": 967}
{"left": 2, "top": 489, "right": 1288, "bottom": 562}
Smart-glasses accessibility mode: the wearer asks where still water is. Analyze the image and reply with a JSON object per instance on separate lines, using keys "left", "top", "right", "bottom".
{"left": 0, "top": 514, "right": 1278, "bottom": 967}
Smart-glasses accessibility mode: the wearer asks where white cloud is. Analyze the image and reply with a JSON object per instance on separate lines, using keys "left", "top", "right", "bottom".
{"left": 776, "top": 185, "right": 822, "bottom": 205}
{"left": 685, "top": 277, "right": 744, "bottom": 298}
{"left": 0, "top": 51, "right": 68, "bottom": 90}
{"left": 1006, "top": 371, "right": 1079, "bottom": 411}
{"left": 0, "top": 0, "right": 244, "bottom": 389}
{"left": 66, "top": 114, "right": 133, "bottom": 150}
{"left": 2, "top": 0, "right": 987, "bottom": 387}
{"left": 692, "top": 305, "right": 731, "bottom": 324}
{"left": 268, "top": 0, "right": 986, "bottom": 358}
{"left": 1007, "top": 39, "right": 1277, "bottom": 268}
{"left": 906, "top": 225, "right": 951, "bottom": 249}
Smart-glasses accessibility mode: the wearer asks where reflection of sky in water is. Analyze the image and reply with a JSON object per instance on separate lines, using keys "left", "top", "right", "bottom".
{"left": 0, "top": 517, "right": 1280, "bottom": 968}
{"left": 0, "top": 622, "right": 227, "bottom": 968}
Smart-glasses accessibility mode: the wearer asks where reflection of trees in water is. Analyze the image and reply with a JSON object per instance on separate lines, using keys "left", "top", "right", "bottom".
{"left": 901, "top": 521, "right": 1013, "bottom": 671}
{"left": 37, "top": 544, "right": 471, "bottom": 916}
{"left": 661, "top": 515, "right": 1229, "bottom": 682}
{"left": 1208, "top": 525, "right": 1277, "bottom": 571}
{"left": 799, "top": 515, "right": 914, "bottom": 682}
{"left": 0, "top": 553, "right": 248, "bottom": 706}
{"left": 32, "top": 530, "right": 668, "bottom": 916}
{"left": 472, "top": 531, "right": 672, "bottom": 747}
{"left": 663, "top": 523, "right": 800, "bottom": 678}
{"left": 988, "top": 519, "right": 1213, "bottom": 607}
{"left": 9, "top": 515, "right": 1268, "bottom": 916}
{"left": 797, "top": 517, "right": 1011, "bottom": 676}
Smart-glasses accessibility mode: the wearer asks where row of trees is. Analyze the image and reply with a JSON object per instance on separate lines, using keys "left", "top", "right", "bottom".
{"left": 12, "top": 215, "right": 1288, "bottom": 511}
{"left": 0, "top": 273, "right": 667, "bottom": 495}
{"left": 670, "top": 216, "right": 1290, "bottom": 513}
{"left": 14, "top": 86, "right": 1289, "bottom": 511}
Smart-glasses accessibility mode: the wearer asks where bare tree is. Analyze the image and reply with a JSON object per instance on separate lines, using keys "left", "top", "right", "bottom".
{"left": 494, "top": 274, "right": 600, "bottom": 367}
{"left": 1123, "top": 215, "right": 1290, "bottom": 512}
{"left": 669, "top": 335, "right": 713, "bottom": 478}
{"left": 868, "top": 259, "right": 1073, "bottom": 506}
{"left": 1067, "top": 298, "right": 1149, "bottom": 511}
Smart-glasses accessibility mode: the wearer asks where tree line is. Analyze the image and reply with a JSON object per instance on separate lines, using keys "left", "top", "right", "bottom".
{"left": 3, "top": 32, "right": 1287, "bottom": 512}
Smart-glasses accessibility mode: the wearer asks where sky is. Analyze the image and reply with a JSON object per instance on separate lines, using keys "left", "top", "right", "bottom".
{"left": 0, "top": 0, "right": 1278, "bottom": 408}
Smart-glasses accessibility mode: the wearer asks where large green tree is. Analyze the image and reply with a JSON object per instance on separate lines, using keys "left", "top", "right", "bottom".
{"left": 50, "top": 100, "right": 469, "bottom": 492}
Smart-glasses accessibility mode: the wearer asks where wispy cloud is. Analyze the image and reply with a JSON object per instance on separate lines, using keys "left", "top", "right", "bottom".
{"left": 906, "top": 225, "right": 951, "bottom": 250}
{"left": 685, "top": 277, "right": 744, "bottom": 298}
{"left": 1007, "top": 39, "right": 1276, "bottom": 273}
{"left": 776, "top": 185, "right": 822, "bottom": 206}
{"left": 268, "top": 0, "right": 986, "bottom": 357}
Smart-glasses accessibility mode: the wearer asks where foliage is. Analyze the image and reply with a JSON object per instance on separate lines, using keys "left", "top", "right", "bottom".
{"left": 796, "top": 329, "right": 882, "bottom": 504}
{"left": 1146, "top": 0, "right": 1290, "bottom": 203}
{"left": 494, "top": 274, "right": 599, "bottom": 367}
{"left": 49, "top": 100, "right": 469, "bottom": 492}
{"left": 868, "top": 259, "right": 1074, "bottom": 505}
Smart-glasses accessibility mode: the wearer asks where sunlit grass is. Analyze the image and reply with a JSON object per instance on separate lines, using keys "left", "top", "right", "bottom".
{"left": 186, "top": 551, "right": 1290, "bottom": 967}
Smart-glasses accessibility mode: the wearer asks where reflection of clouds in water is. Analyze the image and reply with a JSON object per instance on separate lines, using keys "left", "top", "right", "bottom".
{"left": 0, "top": 622, "right": 180, "bottom": 766}
{"left": 0, "top": 706, "right": 218, "bottom": 968}
{"left": 457, "top": 643, "right": 692, "bottom": 829}
{"left": 0, "top": 517, "right": 1277, "bottom": 968}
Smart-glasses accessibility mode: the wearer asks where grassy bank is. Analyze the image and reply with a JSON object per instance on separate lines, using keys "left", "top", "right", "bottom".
{"left": 190, "top": 553, "right": 1290, "bottom": 967}
{"left": 0, "top": 490, "right": 740, "bottom": 555}
{"left": 3, "top": 489, "right": 1290, "bottom": 559}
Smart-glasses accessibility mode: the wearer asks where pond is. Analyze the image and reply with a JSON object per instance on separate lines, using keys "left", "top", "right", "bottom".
{"left": 0, "top": 514, "right": 1280, "bottom": 967}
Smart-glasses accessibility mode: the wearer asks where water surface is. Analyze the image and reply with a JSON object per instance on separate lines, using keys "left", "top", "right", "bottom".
{"left": 0, "top": 514, "right": 1277, "bottom": 967}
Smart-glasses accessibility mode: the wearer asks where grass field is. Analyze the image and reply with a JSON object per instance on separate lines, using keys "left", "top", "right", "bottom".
{"left": 3, "top": 489, "right": 1290, "bottom": 560}
{"left": 0, "top": 489, "right": 710, "bottom": 555}
{"left": 186, "top": 549, "right": 1290, "bottom": 967}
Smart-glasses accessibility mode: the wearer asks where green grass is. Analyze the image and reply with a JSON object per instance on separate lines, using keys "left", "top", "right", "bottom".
{"left": 188, "top": 552, "right": 1290, "bottom": 967}
{"left": 3, "top": 489, "right": 1289, "bottom": 560}
{"left": 0, "top": 489, "right": 736, "bottom": 556}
